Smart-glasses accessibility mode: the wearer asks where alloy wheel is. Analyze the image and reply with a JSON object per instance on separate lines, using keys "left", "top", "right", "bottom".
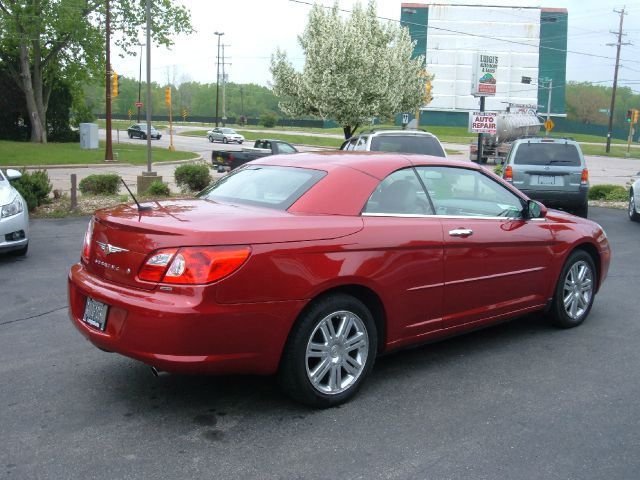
{"left": 562, "top": 260, "right": 593, "bottom": 320}
{"left": 305, "top": 310, "right": 369, "bottom": 395}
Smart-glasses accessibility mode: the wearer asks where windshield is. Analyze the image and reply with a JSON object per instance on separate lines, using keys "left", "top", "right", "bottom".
{"left": 513, "top": 143, "right": 581, "bottom": 166}
{"left": 370, "top": 135, "right": 446, "bottom": 157}
{"left": 220, "top": 128, "right": 237, "bottom": 134}
{"left": 198, "top": 166, "right": 326, "bottom": 210}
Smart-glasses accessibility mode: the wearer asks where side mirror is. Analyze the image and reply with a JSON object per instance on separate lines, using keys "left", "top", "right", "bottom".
{"left": 526, "top": 200, "right": 547, "bottom": 219}
{"left": 5, "top": 169, "right": 22, "bottom": 181}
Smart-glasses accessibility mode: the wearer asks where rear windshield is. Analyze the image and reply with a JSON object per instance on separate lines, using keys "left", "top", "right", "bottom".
{"left": 198, "top": 166, "right": 326, "bottom": 210}
{"left": 370, "top": 135, "right": 446, "bottom": 157}
{"left": 513, "top": 143, "right": 582, "bottom": 166}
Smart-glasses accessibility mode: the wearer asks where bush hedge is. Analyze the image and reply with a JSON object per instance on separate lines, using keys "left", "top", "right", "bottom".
{"left": 588, "top": 184, "right": 628, "bottom": 201}
{"left": 146, "top": 180, "right": 171, "bottom": 196}
{"left": 79, "top": 174, "right": 121, "bottom": 195}
{"left": 12, "top": 169, "right": 52, "bottom": 211}
{"left": 260, "top": 112, "right": 277, "bottom": 128}
{"left": 174, "top": 164, "right": 211, "bottom": 192}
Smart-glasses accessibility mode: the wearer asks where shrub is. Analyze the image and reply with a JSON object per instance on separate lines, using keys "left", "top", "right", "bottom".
{"left": 260, "top": 112, "right": 277, "bottom": 128}
{"left": 493, "top": 164, "right": 503, "bottom": 176}
{"left": 588, "top": 184, "right": 627, "bottom": 201}
{"left": 79, "top": 174, "right": 121, "bottom": 195}
{"left": 146, "top": 180, "right": 171, "bottom": 196}
{"left": 174, "top": 164, "right": 211, "bottom": 192}
{"left": 12, "top": 169, "right": 52, "bottom": 211}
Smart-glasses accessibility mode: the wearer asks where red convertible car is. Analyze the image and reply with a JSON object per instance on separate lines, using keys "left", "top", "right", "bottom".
{"left": 68, "top": 152, "right": 610, "bottom": 407}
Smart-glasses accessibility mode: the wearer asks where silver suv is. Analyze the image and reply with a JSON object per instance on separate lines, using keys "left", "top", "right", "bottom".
{"left": 502, "top": 137, "right": 589, "bottom": 217}
{"left": 340, "top": 129, "right": 446, "bottom": 157}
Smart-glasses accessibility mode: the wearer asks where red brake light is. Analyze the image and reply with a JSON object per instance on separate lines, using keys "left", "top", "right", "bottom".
{"left": 581, "top": 168, "right": 589, "bottom": 185}
{"left": 81, "top": 218, "right": 94, "bottom": 262}
{"left": 504, "top": 165, "right": 513, "bottom": 182}
{"left": 139, "top": 246, "right": 251, "bottom": 285}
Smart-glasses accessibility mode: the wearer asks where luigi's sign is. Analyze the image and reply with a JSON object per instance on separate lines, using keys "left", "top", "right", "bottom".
{"left": 471, "top": 52, "right": 498, "bottom": 97}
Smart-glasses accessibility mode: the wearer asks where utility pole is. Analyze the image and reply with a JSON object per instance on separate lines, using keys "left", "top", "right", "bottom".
{"left": 137, "top": 43, "right": 145, "bottom": 123}
{"left": 145, "top": 0, "right": 152, "bottom": 173}
{"left": 545, "top": 78, "right": 552, "bottom": 137}
{"left": 104, "top": 0, "right": 113, "bottom": 161}
{"left": 606, "top": 7, "right": 629, "bottom": 153}
{"left": 240, "top": 85, "right": 245, "bottom": 124}
{"left": 214, "top": 31, "right": 224, "bottom": 127}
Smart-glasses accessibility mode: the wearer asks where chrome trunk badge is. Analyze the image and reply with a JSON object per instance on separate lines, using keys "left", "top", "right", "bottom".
{"left": 96, "top": 241, "right": 129, "bottom": 255}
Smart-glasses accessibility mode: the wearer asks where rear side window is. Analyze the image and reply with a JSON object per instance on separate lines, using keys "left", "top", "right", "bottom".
{"left": 277, "top": 143, "right": 297, "bottom": 154}
{"left": 198, "top": 166, "right": 326, "bottom": 210}
{"left": 370, "top": 136, "right": 445, "bottom": 157}
{"left": 513, "top": 143, "right": 582, "bottom": 166}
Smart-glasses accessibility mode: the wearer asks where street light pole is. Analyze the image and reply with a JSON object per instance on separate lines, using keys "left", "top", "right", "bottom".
{"left": 214, "top": 31, "right": 224, "bottom": 127}
{"left": 145, "top": 0, "right": 152, "bottom": 173}
{"left": 545, "top": 79, "right": 552, "bottom": 137}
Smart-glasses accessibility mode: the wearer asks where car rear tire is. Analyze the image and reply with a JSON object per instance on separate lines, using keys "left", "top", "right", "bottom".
{"left": 574, "top": 202, "right": 588, "bottom": 218}
{"left": 548, "top": 250, "right": 596, "bottom": 328}
{"left": 629, "top": 190, "right": 640, "bottom": 222}
{"left": 278, "top": 293, "right": 377, "bottom": 408}
{"left": 141, "top": 133, "right": 147, "bottom": 140}
{"left": 223, "top": 137, "right": 228, "bottom": 144}
{"left": 128, "top": 132, "right": 133, "bottom": 139}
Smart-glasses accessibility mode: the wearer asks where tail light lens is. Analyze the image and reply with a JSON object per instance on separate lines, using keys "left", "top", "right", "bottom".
{"left": 581, "top": 168, "right": 589, "bottom": 185}
{"left": 504, "top": 165, "right": 513, "bottom": 182}
{"left": 81, "top": 218, "right": 95, "bottom": 263}
{"left": 138, "top": 246, "right": 251, "bottom": 285}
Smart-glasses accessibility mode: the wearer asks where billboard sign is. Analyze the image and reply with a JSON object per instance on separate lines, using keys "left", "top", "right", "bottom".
{"left": 469, "top": 111, "right": 498, "bottom": 134}
{"left": 471, "top": 52, "right": 498, "bottom": 97}
{"left": 510, "top": 103, "right": 537, "bottom": 115}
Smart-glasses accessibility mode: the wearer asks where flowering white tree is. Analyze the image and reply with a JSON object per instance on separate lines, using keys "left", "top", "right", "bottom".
{"left": 270, "top": 1, "right": 431, "bottom": 139}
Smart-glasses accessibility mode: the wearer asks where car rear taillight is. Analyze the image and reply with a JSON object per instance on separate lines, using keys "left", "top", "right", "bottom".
{"left": 138, "top": 246, "right": 251, "bottom": 285}
{"left": 504, "top": 165, "right": 513, "bottom": 182}
{"left": 581, "top": 168, "right": 589, "bottom": 185}
{"left": 81, "top": 218, "right": 94, "bottom": 263}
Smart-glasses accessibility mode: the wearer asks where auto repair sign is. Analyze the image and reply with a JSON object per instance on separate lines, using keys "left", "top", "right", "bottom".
{"left": 469, "top": 112, "right": 497, "bottom": 134}
{"left": 472, "top": 53, "right": 498, "bottom": 96}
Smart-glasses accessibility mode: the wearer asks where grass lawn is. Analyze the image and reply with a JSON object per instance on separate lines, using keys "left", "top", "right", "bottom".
{"left": 0, "top": 140, "right": 197, "bottom": 167}
{"left": 580, "top": 144, "right": 640, "bottom": 159}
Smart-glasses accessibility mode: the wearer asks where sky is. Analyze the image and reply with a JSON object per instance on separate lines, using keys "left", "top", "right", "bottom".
{"left": 113, "top": 0, "right": 640, "bottom": 92}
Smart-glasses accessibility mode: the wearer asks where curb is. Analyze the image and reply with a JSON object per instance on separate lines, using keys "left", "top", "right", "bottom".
{"left": 4, "top": 154, "right": 203, "bottom": 170}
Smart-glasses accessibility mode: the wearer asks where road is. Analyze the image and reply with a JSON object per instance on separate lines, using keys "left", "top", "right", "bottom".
{"left": 28, "top": 129, "right": 640, "bottom": 195}
{"left": 1, "top": 208, "right": 639, "bottom": 479}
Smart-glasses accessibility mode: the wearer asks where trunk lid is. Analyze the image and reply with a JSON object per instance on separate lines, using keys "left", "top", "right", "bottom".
{"left": 85, "top": 199, "right": 363, "bottom": 290}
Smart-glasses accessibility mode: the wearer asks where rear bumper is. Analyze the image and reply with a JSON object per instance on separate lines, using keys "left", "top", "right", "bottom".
{"left": 68, "top": 263, "right": 304, "bottom": 375}
{"left": 520, "top": 187, "right": 588, "bottom": 209}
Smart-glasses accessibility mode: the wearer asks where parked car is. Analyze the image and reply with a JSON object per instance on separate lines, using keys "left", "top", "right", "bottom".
{"left": 68, "top": 152, "right": 610, "bottom": 407}
{"left": 502, "top": 137, "right": 589, "bottom": 217}
{"left": 212, "top": 139, "right": 298, "bottom": 172}
{"left": 207, "top": 127, "right": 245, "bottom": 144}
{"left": 0, "top": 169, "right": 29, "bottom": 256}
{"left": 630, "top": 172, "right": 640, "bottom": 222}
{"left": 127, "top": 124, "right": 162, "bottom": 140}
{"left": 341, "top": 129, "right": 446, "bottom": 157}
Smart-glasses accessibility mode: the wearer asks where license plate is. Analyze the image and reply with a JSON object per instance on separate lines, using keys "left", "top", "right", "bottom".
{"left": 537, "top": 175, "right": 556, "bottom": 185}
{"left": 83, "top": 297, "right": 109, "bottom": 331}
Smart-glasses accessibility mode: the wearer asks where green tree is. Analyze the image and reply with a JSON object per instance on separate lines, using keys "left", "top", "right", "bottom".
{"left": 270, "top": 0, "right": 430, "bottom": 139}
{"left": 0, "top": 0, "right": 192, "bottom": 143}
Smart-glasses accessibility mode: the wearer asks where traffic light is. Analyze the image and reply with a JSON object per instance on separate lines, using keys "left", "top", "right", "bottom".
{"left": 626, "top": 110, "right": 633, "bottom": 123}
{"left": 165, "top": 87, "right": 171, "bottom": 106}
{"left": 112, "top": 72, "right": 118, "bottom": 97}
{"left": 633, "top": 109, "right": 639, "bottom": 124}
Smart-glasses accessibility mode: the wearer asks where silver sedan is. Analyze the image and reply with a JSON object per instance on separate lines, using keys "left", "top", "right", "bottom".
{"left": 207, "top": 127, "right": 244, "bottom": 144}
{"left": 630, "top": 172, "right": 640, "bottom": 222}
{"left": 0, "top": 169, "right": 29, "bottom": 255}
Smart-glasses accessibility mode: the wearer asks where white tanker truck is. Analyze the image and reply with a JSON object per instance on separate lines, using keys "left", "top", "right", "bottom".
{"left": 470, "top": 113, "right": 542, "bottom": 164}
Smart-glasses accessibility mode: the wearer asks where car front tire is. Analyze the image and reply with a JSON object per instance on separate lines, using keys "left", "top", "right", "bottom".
{"left": 278, "top": 293, "right": 377, "bottom": 408}
{"left": 548, "top": 250, "right": 596, "bottom": 328}
{"left": 574, "top": 202, "right": 588, "bottom": 218}
{"left": 223, "top": 137, "right": 228, "bottom": 144}
{"left": 208, "top": 135, "right": 214, "bottom": 143}
{"left": 629, "top": 190, "right": 640, "bottom": 222}
{"left": 141, "top": 133, "right": 147, "bottom": 140}
{"left": 128, "top": 132, "right": 133, "bottom": 139}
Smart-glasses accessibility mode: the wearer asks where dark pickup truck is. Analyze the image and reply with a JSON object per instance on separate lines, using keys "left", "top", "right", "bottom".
{"left": 212, "top": 139, "right": 299, "bottom": 172}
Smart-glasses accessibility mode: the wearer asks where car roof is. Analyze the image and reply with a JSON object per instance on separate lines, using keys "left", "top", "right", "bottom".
{"left": 355, "top": 129, "right": 439, "bottom": 139}
{"left": 513, "top": 137, "right": 578, "bottom": 145}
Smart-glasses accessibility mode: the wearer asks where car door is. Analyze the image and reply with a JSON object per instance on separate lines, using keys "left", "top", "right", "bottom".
{"left": 211, "top": 128, "right": 222, "bottom": 142}
{"left": 361, "top": 168, "right": 444, "bottom": 346}
{"left": 414, "top": 166, "right": 555, "bottom": 330}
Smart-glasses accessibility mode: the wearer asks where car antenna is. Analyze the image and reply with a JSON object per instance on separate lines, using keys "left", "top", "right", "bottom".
{"left": 120, "top": 178, "right": 151, "bottom": 211}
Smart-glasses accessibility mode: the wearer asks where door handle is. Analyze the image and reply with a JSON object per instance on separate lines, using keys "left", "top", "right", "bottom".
{"left": 448, "top": 228, "right": 473, "bottom": 237}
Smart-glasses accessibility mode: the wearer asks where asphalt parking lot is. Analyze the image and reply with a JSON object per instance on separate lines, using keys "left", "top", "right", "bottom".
{"left": 1, "top": 208, "right": 639, "bottom": 480}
